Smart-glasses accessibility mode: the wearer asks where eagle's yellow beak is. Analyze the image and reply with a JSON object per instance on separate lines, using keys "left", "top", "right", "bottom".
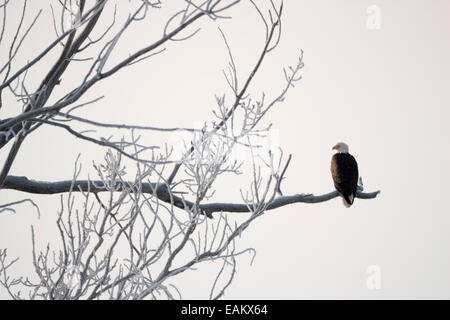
{"left": 332, "top": 145, "right": 337, "bottom": 150}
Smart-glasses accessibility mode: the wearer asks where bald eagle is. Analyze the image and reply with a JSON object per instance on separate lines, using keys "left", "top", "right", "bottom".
{"left": 331, "top": 142, "right": 359, "bottom": 207}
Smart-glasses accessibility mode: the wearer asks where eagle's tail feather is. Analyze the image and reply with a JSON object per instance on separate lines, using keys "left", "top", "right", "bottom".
{"left": 342, "top": 193, "right": 354, "bottom": 208}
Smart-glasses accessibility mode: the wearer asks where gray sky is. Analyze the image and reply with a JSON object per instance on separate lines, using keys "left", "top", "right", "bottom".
{"left": 1, "top": 0, "right": 450, "bottom": 299}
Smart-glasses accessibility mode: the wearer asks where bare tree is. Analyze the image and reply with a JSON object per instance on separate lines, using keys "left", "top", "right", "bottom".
{"left": 0, "top": 0, "right": 379, "bottom": 300}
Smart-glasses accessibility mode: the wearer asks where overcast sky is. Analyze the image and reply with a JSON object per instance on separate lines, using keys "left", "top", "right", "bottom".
{"left": 1, "top": 0, "right": 450, "bottom": 299}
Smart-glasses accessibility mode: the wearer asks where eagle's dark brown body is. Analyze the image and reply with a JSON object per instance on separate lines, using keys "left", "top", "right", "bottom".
{"left": 331, "top": 153, "right": 359, "bottom": 206}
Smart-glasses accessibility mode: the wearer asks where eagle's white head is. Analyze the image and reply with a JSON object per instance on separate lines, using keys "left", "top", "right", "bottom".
{"left": 332, "top": 142, "right": 349, "bottom": 154}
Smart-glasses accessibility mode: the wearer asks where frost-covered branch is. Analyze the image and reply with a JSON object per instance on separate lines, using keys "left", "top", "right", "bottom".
{"left": 0, "top": 0, "right": 240, "bottom": 186}
{"left": 3, "top": 175, "right": 380, "bottom": 216}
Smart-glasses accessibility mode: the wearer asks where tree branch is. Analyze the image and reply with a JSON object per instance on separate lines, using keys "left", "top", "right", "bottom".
{"left": 2, "top": 175, "right": 380, "bottom": 216}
